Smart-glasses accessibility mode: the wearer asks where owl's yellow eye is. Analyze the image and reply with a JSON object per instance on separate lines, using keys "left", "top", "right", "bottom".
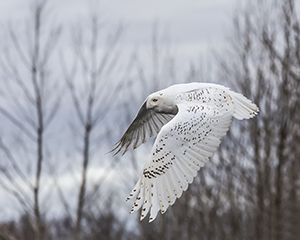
{"left": 153, "top": 99, "right": 158, "bottom": 102}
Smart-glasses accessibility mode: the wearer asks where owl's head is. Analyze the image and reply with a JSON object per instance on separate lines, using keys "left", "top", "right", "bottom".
{"left": 146, "top": 91, "right": 177, "bottom": 115}
{"left": 146, "top": 92, "right": 163, "bottom": 111}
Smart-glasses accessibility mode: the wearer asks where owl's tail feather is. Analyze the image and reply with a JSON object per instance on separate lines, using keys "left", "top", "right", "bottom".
{"left": 231, "top": 91, "right": 259, "bottom": 120}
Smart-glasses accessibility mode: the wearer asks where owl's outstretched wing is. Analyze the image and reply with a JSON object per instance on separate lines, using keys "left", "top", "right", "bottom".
{"left": 111, "top": 100, "right": 176, "bottom": 155}
{"left": 126, "top": 87, "right": 258, "bottom": 222}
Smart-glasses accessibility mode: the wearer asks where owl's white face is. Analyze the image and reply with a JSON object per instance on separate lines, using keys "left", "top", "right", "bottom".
{"left": 146, "top": 93, "right": 162, "bottom": 111}
{"left": 146, "top": 91, "right": 177, "bottom": 114}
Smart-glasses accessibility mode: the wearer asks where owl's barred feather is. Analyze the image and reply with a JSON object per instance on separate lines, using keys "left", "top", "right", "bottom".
{"left": 113, "top": 82, "right": 259, "bottom": 222}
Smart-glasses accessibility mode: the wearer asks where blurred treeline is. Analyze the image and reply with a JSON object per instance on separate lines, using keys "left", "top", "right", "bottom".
{"left": 0, "top": 0, "right": 299, "bottom": 239}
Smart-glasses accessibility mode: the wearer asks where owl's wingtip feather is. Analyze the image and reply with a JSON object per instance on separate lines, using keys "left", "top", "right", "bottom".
{"left": 231, "top": 92, "right": 259, "bottom": 120}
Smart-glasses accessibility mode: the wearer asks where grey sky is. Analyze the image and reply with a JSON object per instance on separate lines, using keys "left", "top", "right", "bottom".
{"left": 0, "top": 0, "right": 236, "bottom": 59}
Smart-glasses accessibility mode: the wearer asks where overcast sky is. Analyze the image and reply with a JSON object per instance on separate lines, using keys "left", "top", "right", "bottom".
{"left": 0, "top": 0, "right": 237, "bottom": 60}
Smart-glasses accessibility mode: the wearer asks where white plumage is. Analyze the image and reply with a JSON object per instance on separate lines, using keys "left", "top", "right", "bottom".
{"left": 112, "top": 82, "right": 259, "bottom": 222}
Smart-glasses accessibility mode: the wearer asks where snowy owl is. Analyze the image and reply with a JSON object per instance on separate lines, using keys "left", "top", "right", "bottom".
{"left": 112, "top": 82, "right": 259, "bottom": 222}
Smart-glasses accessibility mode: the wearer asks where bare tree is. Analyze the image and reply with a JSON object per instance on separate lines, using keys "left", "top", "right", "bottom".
{"left": 60, "top": 5, "right": 125, "bottom": 239}
{"left": 0, "top": 0, "right": 61, "bottom": 239}
{"left": 216, "top": 0, "right": 300, "bottom": 239}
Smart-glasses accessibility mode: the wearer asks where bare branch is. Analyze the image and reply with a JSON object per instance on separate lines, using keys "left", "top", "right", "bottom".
{"left": 0, "top": 108, "right": 36, "bottom": 141}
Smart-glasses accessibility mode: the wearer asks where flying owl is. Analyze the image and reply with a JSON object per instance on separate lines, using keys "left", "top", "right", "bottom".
{"left": 112, "top": 82, "right": 259, "bottom": 222}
